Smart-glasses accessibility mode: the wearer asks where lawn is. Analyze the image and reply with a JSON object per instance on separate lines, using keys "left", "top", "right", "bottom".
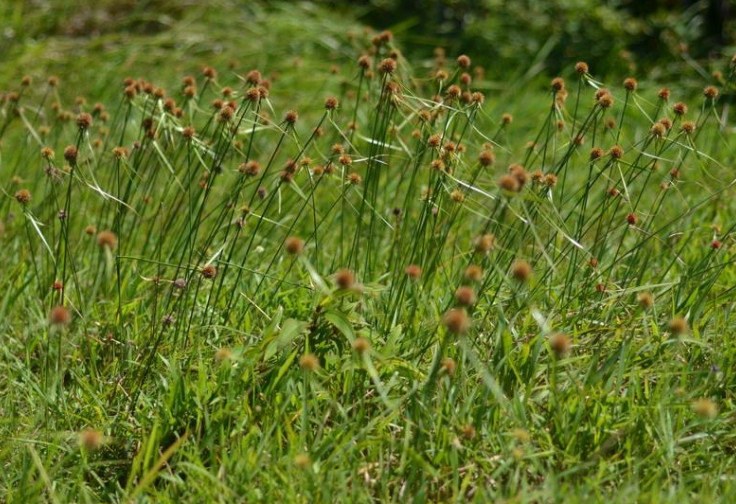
{"left": 1, "top": 1, "right": 736, "bottom": 502}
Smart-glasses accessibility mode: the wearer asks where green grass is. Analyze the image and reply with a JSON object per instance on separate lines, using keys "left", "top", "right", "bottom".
{"left": 1, "top": 2, "right": 736, "bottom": 502}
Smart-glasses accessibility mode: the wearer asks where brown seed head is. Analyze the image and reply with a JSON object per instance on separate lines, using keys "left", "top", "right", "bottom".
{"left": 324, "top": 96, "right": 338, "bottom": 110}
{"left": 285, "top": 236, "right": 304, "bottom": 255}
{"left": 668, "top": 316, "right": 688, "bottom": 335}
{"left": 692, "top": 398, "right": 718, "bottom": 419}
{"left": 284, "top": 110, "right": 298, "bottom": 125}
{"left": 201, "top": 265, "right": 217, "bottom": 279}
{"left": 498, "top": 174, "right": 520, "bottom": 192}
{"left": 353, "top": 337, "right": 371, "bottom": 354}
{"left": 703, "top": 86, "right": 719, "bottom": 100}
{"left": 441, "top": 357, "right": 456, "bottom": 376}
{"left": 335, "top": 269, "right": 355, "bottom": 290}
{"left": 637, "top": 292, "right": 654, "bottom": 309}
{"left": 14, "top": 189, "right": 31, "bottom": 205}
{"left": 96, "top": 230, "right": 118, "bottom": 250}
{"left": 49, "top": 305, "right": 71, "bottom": 326}
{"left": 79, "top": 428, "right": 104, "bottom": 451}
{"left": 609, "top": 145, "right": 624, "bottom": 159}
{"left": 511, "top": 260, "right": 532, "bottom": 283}
{"left": 550, "top": 77, "right": 565, "bottom": 92}
{"left": 64, "top": 145, "right": 78, "bottom": 164}
{"left": 673, "top": 102, "right": 688, "bottom": 116}
{"left": 443, "top": 308, "right": 470, "bottom": 334}
{"left": 454, "top": 286, "right": 476, "bottom": 306}
{"left": 681, "top": 121, "right": 696, "bottom": 135}
{"left": 457, "top": 54, "right": 471, "bottom": 69}
{"left": 626, "top": 213, "right": 638, "bottom": 225}
{"left": 475, "top": 234, "right": 495, "bottom": 254}
{"left": 464, "top": 264, "right": 483, "bottom": 282}
{"left": 378, "top": 58, "right": 397, "bottom": 75}
{"left": 650, "top": 122, "right": 667, "bottom": 138}
{"left": 549, "top": 333, "right": 571, "bottom": 357}
{"left": 299, "top": 353, "right": 319, "bottom": 372}
{"left": 405, "top": 264, "right": 422, "bottom": 280}
{"left": 575, "top": 61, "right": 589, "bottom": 74}
{"left": 623, "top": 77, "right": 638, "bottom": 91}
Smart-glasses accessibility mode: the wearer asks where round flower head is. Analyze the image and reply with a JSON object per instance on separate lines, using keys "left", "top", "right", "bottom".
{"left": 335, "top": 269, "right": 355, "bottom": 290}
{"left": 378, "top": 58, "right": 397, "bottom": 75}
{"left": 64, "top": 146, "right": 78, "bottom": 164}
{"left": 443, "top": 308, "right": 470, "bottom": 334}
{"left": 49, "top": 305, "right": 71, "bottom": 326}
{"left": 464, "top": 264, "right": 483, "bottom": 282}
{"left": 454, "top": 286, "right": 476, "bottom": 306}
{"left": 299, "top": 353, "right": 319, "bottom": 372}
{"left": 352, "top": 337, "right": 371, "bottom": 354}
{"left": 623, "top": 77, "right": 638, "bottom": 91}
{"left": 441, "top": 357, "right": 456, "bottom": 376}
{"left": 673, "top": 102, "right": 688, "bottom": 116}
{"left": 285, "top": 236, "right": 304, "bottom": 255}
{"left": 550, "top": 77, "right": 565, "bottom": 92}
{"left": 96, "top": 230, "right": 118, "bottom": 250}
{"left": 510, "top": 260, "right": 532, "bottom": 283}
{"left": 284, "top": 110, "right": 298, "bottom": 125}
{"left": 498, "top": 174, "right": 520, "bottom": 193}
{"left": 324, "top": 96, "right": 338, "bottom": 110}
{"left": 457, "top": 54, "right": 471, "bottom": 68}
{"left": 692, "top": 398, "right": 718, "bottom": 419}
{"left": 575, "top": 61, "right": 589, "bottom": 74}
{"left": 703, "top": 86, "right": 719, "bottom": 100}
{"left": 474, "top": 234, "right": 495, "bottom": 254}
{"left": 79, "top": 428, "right": 104, "bottom": 451}
{"left": 14, "top": 189, "right": 31, "bottom": 205}
{"left": 668, "top": 316, "right": 688, "bottom": 335}
{"left": 201, "top": 265, "right": 217, "bottom": 279}
{"left": 405, "top": 264, "right": 422, "bottom": 280}
{"left": 637, "top": 292, "right": 654, "bottom": 309}
{"left": 76, "top": 113, "right": 92, "bottom": 130}
{"left": 549, "top": 333, "right": 571, "bottom": 357}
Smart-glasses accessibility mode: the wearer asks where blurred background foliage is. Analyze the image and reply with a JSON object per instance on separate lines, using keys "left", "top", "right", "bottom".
{"left": 0, "top": 0, "right": 732, "bottom": 94}
{"left": 318, "top": 0, "right": 734, "bottom": 77}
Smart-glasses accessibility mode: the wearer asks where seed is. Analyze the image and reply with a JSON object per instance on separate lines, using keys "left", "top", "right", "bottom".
{"left": 673, "top": 102, "right": 688, "bottom": 116}
{"left": 623, "top": 77, "right": 638, "bottom": 91}
{"left": 464, "top": 265, "right": 483, "bottom": 282}
{"left": 457, "top": 54, "right": 471, "bottom": 69}
{"left": 575, "top": 61, "right": 589, "bottom": 74}
{"left": 378, "top": 58, "right": 397, "bottom": 75}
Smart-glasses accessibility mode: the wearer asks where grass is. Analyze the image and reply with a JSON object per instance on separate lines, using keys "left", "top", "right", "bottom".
{"left": 1, "top": 1, "right": 736, "bottom": 502}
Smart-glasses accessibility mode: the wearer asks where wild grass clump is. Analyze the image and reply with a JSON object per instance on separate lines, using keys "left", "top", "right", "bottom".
{"left": 1, "top": 23, "right": 736, "bottom": 502}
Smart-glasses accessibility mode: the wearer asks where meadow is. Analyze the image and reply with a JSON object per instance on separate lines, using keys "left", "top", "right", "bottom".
{"left": 1, "top": 1, "right": 736, "bottom": 502}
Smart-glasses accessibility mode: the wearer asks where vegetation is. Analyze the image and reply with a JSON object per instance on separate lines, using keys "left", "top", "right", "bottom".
{"left": 1, "top": 1, "right": 735, "bottom": 502}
